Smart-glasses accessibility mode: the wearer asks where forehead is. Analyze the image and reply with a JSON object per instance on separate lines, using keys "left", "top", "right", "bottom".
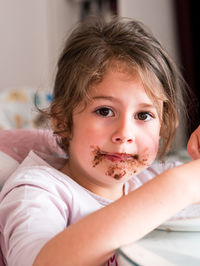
{"left": 89, "top": 67, "right": 141, "bottom": 95}
{"left": 90, "top": 62, "right": 164, "bottom": 99}
{"left": 91, "top": 59, "right": 163, "bottom": 90}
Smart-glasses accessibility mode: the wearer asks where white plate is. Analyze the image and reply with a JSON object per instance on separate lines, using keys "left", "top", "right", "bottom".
{"left": 158, "top": 217, "right": 200, "bottom": 232}
{"left": 158, "top": 204, "right": 200, "bottom": 232}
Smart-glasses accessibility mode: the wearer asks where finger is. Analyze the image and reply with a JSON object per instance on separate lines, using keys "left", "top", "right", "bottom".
{"left": 187, "top": 134, "right": 200, "bottom": 160}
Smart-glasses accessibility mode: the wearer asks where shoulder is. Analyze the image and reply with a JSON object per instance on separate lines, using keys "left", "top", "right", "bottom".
{"left": 0, "top": 151, "right": 106, "bottom": 223}
{"left": 144, "top": 160, "right": 182, "bottom": 176}
{"left": 127, "top": 160, "right": 183, "bottom": 190}
{"left": 0, "top": 151, "right": 73, "bottom": 203}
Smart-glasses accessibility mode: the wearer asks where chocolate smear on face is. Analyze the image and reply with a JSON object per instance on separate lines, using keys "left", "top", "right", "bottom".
{"left": 91, "top": 145, "right": 149, "bottom": 180}
{"left": 107, "top": 167, "right": 126, "bottom": 180}
{"left": 91, "top": 146, "right": 105, "bottom": 167}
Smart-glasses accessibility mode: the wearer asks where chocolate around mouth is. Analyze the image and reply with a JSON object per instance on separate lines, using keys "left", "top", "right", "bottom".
{"left": 91, "top": 146, "right": 139, "bottom": 165}
{"left": 91, "top": 145, "right": 149, "bottom": 180}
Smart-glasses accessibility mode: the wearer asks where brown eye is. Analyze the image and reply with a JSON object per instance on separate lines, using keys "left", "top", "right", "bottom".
{"left": 95, "top": 107, "right": 114, "bottom": 117}
{"left": 136, "top": 112, "right": 152, "bottom": 121}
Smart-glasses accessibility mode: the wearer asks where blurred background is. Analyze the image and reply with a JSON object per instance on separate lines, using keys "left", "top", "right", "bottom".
{"left": 0, "top": 0, "right": 199, "bottom": 155}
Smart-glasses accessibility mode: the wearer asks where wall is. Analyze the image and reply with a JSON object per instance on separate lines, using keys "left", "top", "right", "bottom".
{"left": 0, "top": 0, "right": 79, "bottom": 90}
{"left": 45, "top": 0, "right": 80, "bottom": 88}
{"left": 0, "top": 0, "right": 179, "bottom": 88}
{"left": 118, "top": 0, "right": 180, "bottom": 64}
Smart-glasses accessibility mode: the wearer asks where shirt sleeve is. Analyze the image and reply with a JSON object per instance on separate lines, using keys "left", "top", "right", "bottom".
{"left": 0, "top": 183, "right": 69, "bottom": 266}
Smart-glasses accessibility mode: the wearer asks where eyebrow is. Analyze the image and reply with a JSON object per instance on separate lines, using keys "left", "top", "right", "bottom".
{"left": 92, "top": 96, "right": 155, "bottom": 108}
{"left": 92, "top": 96, "right": 120, "bottom": 102}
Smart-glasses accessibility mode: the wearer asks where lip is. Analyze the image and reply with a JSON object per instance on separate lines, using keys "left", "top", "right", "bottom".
{"left": 102, "top": 152, "right": 138, "bottom": 162}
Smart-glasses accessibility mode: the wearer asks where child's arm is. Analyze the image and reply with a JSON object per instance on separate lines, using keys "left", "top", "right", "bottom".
{"left": 187, "top": 125, "right": 200, "bottom": 159}
{"left": 34, "top": 159, "right": 200, "bottom": 266}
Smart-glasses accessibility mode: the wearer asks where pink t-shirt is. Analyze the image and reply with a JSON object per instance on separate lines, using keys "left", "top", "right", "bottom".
{"left": 0, "top": 151, "right": 180, "bottom": 266}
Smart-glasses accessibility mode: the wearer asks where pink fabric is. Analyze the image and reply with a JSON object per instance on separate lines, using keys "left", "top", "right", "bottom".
{"left": 0, "top": 250, "right": 4, "bottom": 266}
{"left": 0, "top": 129, "right": 66, "bottom": 265}
{"left": 0, "top": 129, "right": 65, "bottom": 163}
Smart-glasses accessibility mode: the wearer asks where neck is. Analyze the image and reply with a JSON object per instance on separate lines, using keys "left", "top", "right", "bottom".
{"left": 61, "top": 162, "right": 125, "bottom": 200}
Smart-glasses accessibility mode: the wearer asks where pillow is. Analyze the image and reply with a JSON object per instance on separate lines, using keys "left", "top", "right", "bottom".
{"left": 0, "top": 129, "right": 65, "bottom": 188}
{"left": 0, "top": 151, "right": 19, "bottom": 188}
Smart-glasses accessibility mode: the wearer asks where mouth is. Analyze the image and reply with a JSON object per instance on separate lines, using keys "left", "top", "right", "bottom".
{"left": 91, "top": 146, "right": 139, "bottom": 167}
{"left": 101, "top": 152, "right": 138, "bottom": 162}
{"left": 90, "top": 145, "right": 149, "bottom": 180}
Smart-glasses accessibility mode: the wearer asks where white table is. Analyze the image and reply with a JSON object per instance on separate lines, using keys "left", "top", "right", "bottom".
{"left": 117, "top": 229, "right": 200, "bottom": 265}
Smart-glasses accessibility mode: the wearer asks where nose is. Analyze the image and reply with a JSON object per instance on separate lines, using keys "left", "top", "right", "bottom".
{"left": 111, "top": 117, "right": 134, "bottom": 144}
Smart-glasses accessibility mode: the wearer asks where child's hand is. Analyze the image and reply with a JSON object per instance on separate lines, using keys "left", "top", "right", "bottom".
{"left": 187, "top": 125, "right": 200, "bottom": 159}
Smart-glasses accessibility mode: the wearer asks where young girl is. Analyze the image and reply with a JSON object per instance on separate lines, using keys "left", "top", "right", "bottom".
{"left": 0, "top": 17, "right": 200, "bottom": 266}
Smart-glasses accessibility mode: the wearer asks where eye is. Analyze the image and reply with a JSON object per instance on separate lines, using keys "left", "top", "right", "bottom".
{"left": 135, "top": 112, "right": 153, "bottom": 121}
{"left": 95, "top": 107, "right": 114, "bottom": 117}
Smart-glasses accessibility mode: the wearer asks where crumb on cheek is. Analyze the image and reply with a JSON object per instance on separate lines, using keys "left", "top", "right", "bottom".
{"left": 114, "top": 173, "right": 125, "bottom": 180}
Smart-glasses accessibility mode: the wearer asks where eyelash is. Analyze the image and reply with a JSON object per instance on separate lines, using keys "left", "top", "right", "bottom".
{"left": 135, "top": 111, "right": 154, "bottom": 121}
{"left": 94, "top": 107, "right": 155, "bottom": 121}
{"left": 94, "top": 107, "right": 114, "bottom": 117}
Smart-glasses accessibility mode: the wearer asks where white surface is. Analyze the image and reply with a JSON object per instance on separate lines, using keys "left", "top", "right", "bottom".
{"left": 158, "top": 217, "right": 200, "bottom": 232}
{"left": 118, "top": 229, "right": 200, "bottom": 265}
{"left": 118, "top": 243, "right": 174, "bottom": 266}
{"left": 158, "top": 204, "right": 200, "bottom": 232}
{"left": 118, "top": 204, "right": 200, "bottom": 264}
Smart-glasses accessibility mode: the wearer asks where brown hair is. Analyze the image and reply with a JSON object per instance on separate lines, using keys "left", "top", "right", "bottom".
{"left": 46, "top": 16, "right": 187, "bottom": 159}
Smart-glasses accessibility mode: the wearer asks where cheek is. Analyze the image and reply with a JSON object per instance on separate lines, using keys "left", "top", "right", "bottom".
{"left": 72, "top": 123, "right": 105, "bottom": 149}
{"left": 138, "top": 130, "right": 160, "bottom": 162}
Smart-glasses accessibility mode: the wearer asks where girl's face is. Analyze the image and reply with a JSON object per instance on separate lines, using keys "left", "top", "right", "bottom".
{"left": 64, "top": 68, "right": 161, "bottom": 200}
